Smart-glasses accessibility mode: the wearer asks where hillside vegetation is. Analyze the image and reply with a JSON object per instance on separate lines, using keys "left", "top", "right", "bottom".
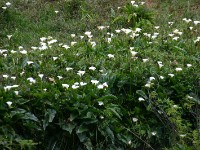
{"left": 0, "top": 0, "right": 200, "bottom": 149}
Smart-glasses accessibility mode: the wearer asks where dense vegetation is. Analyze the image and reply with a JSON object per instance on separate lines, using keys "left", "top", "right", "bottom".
{"left": 0, "top": 0, "right": 200, "bottom": 149}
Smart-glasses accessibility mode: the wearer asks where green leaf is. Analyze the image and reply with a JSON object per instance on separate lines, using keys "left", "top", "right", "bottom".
{"left": 21, "top": 112, "right": 39, "bottom": 122}
{"left": 61, "top": 123, "right": 76, "bottom": 134}
{"left": 106, "top": 126, "right": 114, "bottom": 142}
{"left": 46, "top": 109, "right": 56, "bottom": 123}
{"left": 76, "top": 125, "right": 88, "bottom": 134}
{"left": 136, "top": 90, "right": 148, "bottom": 99}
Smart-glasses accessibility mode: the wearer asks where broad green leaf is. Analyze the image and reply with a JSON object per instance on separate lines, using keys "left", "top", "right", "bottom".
{"left": 76, "top": 125, "right": 88, "bottom": 134}
{"left": 61, "top": 123, "right": 76, "bottom": 134}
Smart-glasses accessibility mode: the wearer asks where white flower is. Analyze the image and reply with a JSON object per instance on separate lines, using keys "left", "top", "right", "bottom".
{"left": 20, "top": 71, "right": 25, "bottom": 76}
{"left": 72, "top": 85, "right": 79, "bottom": 89}
{"left": 13, "top": 91, "right": 19, "bottom": 96}
{"left": 186, "top": 64, "right": 192, "bottom": 67}
{"left": 80, "top": 36, "right": 84, "bottom": 39}
{"left": 130, "top": 51, "right": 138, "bottom": 57}
{"left": 71, "top": 34, "right": 76, "bottom": 38}
{"left": 103, "top": 82, "right": 108, "bottom": 88}
{"left": 98, "top": 101, "right": 104, "bottom": 106}
{"left": 149, "top": 77, "right": 155, "bottom": 81}
{"left": 66, "top": 67, "right": 73, "bottom": 71}
{"left": 6, "top": 2, "right": 11, "bottom": 6}
{"left": 154, "top": 26, "right": 160, "bottom": 29}
{"left": 151, "top": 131, "right": 157, "bottom": 136}
{"left": 43, "top": 88, "right": 47, "bottom": 92}
{"left": 168, "top": 74, "right": 174, "bottom": 77}
{"left": 180, "top": 134, "right": 186, "bottom": 137}
{"left": 53, "top": 57, "right": 58, "bottom": 61}
{"left": 11, "top": 76, "right": 16, "bottom": 80}
{"left": 3, "top": 75, "right": 9, "bottom": 79}
{"left": 90, "top": 41, "right": 96, "bottom": 47}
{"left": 97, "top": 84, "right": 104, "bottom": 89}
{"left": 107, "top": 38, "right": 112, "bottom": 43}
{"left": 20, "top": 50, "right": 27, "bottom": 54}
{"left": 62, "top": 84, "right": 69, "bottom": 89}
{"left": 132, "top": 117, "right": 138, "bottom": 122}
{"left": 57, "top": 76, "right": 63, "bottom": 80}
{"left": 48, "top": 39, "right": 57, "bottom": 45}
{"left": 142, "top": 59, "right": 149, "bottom": 63}
{"left": 97, "top": 26, "right": 105, "bottom": 30}
{"left": 55, "top": 10, "right": 59, "bottom": 14}
{"left": 131, "top": 1, "right": 135, "bottom": 5}
{"left": 11, "top": 50, "right": 17, "bottom": 53}
{"left": 27, "top": 77, "right": 36, "bottom": 84}
{"left": 40, "top": 37, "right": 46, "bottom": 41}
{"left": 159, "top": 76, "right": 164, "bottom": 79}
{"left": 77, "top": 70, "right": 85, "bottom": 77}
{"left": 138, "top": 97, "right": 145, "bottom": 102}
{"left": 2, "top": 7, "right": 7, "bottom": 10}
{"left": 4, "top": 86, "right": 12, "bottom": 91}
{"left": 27, "top": 61, "right": 34, "bottom": 65}
{"left": 38, "top": 74, "right": 44, "bottom": 79}
{"left": 135, "top": 28, "right": 142, "bottom": 33}
{"left": 85, "top": 31, "right": 91, "bottom": 36}
{"left": 6, "top": 101, "right": 12, "bottom": 107}
{"left": 145, "top": 83, "right": 151, "bottom": 88}
{"left": 115, "top": 30, "right": 121, "bottom": 33}
{"left": 107, "top": 54, "right": 114, "bottom": 58}
{"left": 128, "top": 140, "right": 132, "bottom": 145}
{"left": 62, "top": 44, "right": 70, "bottom": 50}
{"left": 157, "top": 61, "right": 163, "bottom": 68}
{"left": 89, "top": 66, "right": 96, "bottom": 71}
{"left": 7, "top": 35, "right": 12, "bottom": 40}
{"left": 168, "top": 33, "right": 174, "bottom": 37}
{"left": 172, "top": 36, "right": 179, "bottom": 41}
{"left": 80, "top": 82, "right": 87, "bottom": 86}
{"left": 187, "top": 95, "right": 193, "bottom": 99}
{"left": 71, "top": 41, "right": 77, "bottom": 46}
{"left": 175, "top": 68, "right": 182, "bottom": 71}
{"left": 194, "top": 21, "right": 200, "bottom": 25}
{"left": 91, "top": 80, "right": 99, "bottom": 85}
{"left": 189, "top": 26, "right": 193, "bottom": 30}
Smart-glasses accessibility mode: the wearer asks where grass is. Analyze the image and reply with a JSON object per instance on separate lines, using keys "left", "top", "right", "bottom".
{"left": 0, "top": 0, "right": 200, "bottom": 149}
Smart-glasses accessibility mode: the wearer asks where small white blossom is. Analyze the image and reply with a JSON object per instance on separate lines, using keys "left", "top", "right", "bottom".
{"left": 159, "top": 76, "right": 164, "bottom": 79}
{"left": 186, "top": 64, "right": 192, "bottom": 67}
{"left": 38, "top": 74, "right": 44, "bottom": 79}
{"left": 89, "top": 66, "right": 96, "bottom": 71}
{"left": 80, "top": 82, "right": 87, "bottom": 86}
{"left": 175, "top": 68, "right": 182, "bottom": 71}
{"left": 14, "top": 91, "right": 19, "bottom": 95}
{"left": 71, "top": 34, "right": 76, "bottom": 38}
{"left": 149, "top": 77, "right": 155, "bottom": 81}
{"left": 53, "top": 57, "right": 58, "bottom": 61}
{"left": 6, "top": 2, "right": 11, "bottom": 6}
{"left": 11, "top": 76, "right": 16, "bottom": 80}
{"left": 6, "top": 101, "right": 12, "bottom": 107}
{"left": 138, "top": 97, "right": 145, "bottom": 102}
{"left": 62, "top": 84, "right": 69, "bottom": 89}
{"left": 107, "top": 54, "right": 114, "bottom": 58}
{"left": 72, "top": 85, "right": 79, "bottom": 89}
{"left": 27, "top": 61, "right": 34, "bottom": 65}
{"left": 194, "top": 21, "right": 200, "bottom": 25}
{"left": 66, "top": 67, "right": 73, "bottom": 71}
{"left": 3, "top": 75, "right": 9, "bottom": 79}
{"left": 103, "top": 82, "right": 108, "bottom": 88}
{"left": 77, "top": 70, "right": 85, "bottom": 77}
{"left": 151, "top": 131, "right": 157, "bottom": 136}
{"left": 57, "top": 76, "right": 63, "bottom": 80}
{"left": 168, "top": 74, "right": 174, "bottom": 77}
{"left": 132, "top": 117, "right": 138, "bottom": 122}
{"left": 91, "top": 80, "right": 99, "bottom": 85}
{"left": 97, "top": 84, "right": 104, "bottom": 89}
{"left": 98, "top": 101, "right": 104, "bottom": 106}
{"left": 142, "top": 59, "right": 149, "bottom": 63}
